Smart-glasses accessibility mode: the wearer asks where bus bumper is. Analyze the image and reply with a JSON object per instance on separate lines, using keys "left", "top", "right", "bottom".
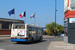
{"left": 11, "top": 39, "right": 28, "bottom": 42}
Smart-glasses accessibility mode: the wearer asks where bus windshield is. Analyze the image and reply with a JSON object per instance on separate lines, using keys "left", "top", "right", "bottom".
{"left": 13, "top": 24, "right": 25, "bottom": 29}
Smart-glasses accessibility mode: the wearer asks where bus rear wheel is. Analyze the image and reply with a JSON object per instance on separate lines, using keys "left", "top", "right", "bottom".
{"left": 16, "top": 42, "right": 21, "bottom": 43}
{"left": 39, "top": 37, "right": 42, "bottom": 41}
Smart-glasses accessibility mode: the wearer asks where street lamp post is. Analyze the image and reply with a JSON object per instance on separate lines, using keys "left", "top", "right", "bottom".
{"left": 55, "top": 0, "right": 57, "bottom": 37}
{"left": 44, "top": 15, "right": 50, "bottom": 24}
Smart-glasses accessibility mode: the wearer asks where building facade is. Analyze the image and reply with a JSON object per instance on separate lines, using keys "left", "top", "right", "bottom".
{"left": 64, "top": 0, "right": 75, "bottom": 44}
{"left": 0, "top": 18, "right": 24, "bottom": 35}
{"left": 64, "top": 0, "right": 75, "bottom": 19}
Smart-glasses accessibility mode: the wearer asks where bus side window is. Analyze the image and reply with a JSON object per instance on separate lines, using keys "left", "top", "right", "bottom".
{"left": 41, "top": 29, "right": 43, "bottom": 34}
{"left": 33, "top": 27, "right": 36, "bottom": 34}
{"left": 38, "top": 28, "right": 42, "bottom": 34}
{"left": 40, "top": 29, "right": 41, "bottom": 34}
{"left": 36, "top": 28, "right": 38, "bottom": 34}
{"left": 29, "top": 27, "right": 32, "bottom": 34}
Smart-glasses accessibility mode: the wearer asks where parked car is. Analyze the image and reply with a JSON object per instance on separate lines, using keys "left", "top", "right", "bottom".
{"left": 61, "top": 34, "right": 64, "bottom": 37}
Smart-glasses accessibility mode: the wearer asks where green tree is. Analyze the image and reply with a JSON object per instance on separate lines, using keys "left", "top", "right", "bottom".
{"left": 46, "top": 29, "right": 54, "bottom": 36}
{"left": 46, "top": 22, "right": 64, "bottom": 36}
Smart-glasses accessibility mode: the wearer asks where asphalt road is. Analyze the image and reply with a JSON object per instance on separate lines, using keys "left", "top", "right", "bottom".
{"left": 0, "top": 36, "right": 63, "bottom": 50}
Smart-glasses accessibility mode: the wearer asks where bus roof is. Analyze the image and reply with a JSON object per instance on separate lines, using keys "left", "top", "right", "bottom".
{"left": 12, "top": 24, "right": 42, "bottom": 28}
{"left": 26, "top": 24, "right": 42, "bottom": 28}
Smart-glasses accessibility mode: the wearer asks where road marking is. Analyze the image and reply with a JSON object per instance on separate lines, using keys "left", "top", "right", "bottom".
{"left": 49, "top": 41, "right": 52, "bottom": 50}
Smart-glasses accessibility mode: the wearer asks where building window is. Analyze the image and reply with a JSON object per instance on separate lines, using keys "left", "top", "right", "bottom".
{"left": 2, "top": 22, "right": 9, "bottom": 29}
{"left": 71, "top": 7, "right": 75, "bottom": 10}
{"left": 71, "top": 0, "right": 75, "bottom": 4}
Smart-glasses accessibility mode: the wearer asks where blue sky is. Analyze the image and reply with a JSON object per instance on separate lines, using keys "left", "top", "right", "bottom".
{"left": 0, "top": 0, "right": 64, "bottom": 27}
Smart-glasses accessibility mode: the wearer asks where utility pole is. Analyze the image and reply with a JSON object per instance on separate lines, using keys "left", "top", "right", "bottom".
{"left": 55, "top": 0, "right": 57, "bottom": 37}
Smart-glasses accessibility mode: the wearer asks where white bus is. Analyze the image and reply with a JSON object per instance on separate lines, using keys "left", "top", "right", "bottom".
{"left": 11, "top": 24, "right": 43, "bottom": 43}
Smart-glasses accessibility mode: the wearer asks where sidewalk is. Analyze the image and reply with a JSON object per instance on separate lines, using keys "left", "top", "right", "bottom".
{"left": 49, "top": 41, "right": 75, "bottom": 50}
{"left": 0, "top": 35, "right": 11, "bottom": 40}
{"left": 43, "top": 35, "right": 58, "bottom": 38}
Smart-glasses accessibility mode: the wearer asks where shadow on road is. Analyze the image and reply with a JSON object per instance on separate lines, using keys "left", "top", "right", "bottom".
{"left": 13, "top": 40, "right": 47, "bottom": 45}
{"left": 0, "top": 40, "right": 5, "bottom": 42}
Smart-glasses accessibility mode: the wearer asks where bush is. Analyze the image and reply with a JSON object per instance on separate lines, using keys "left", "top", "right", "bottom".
{"left": 46, "top": 29, "right": 54, "bottom": 36}
{"left": 49, "top": 32, "right": 54, "bottom": 36}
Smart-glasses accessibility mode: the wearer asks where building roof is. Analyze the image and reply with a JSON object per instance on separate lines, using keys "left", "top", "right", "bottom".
{"left": 0, "top": 18, "right": 24, "bottom": 23}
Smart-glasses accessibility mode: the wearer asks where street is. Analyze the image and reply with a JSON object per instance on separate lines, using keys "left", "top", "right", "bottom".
{"left": 0, "top": 36, "right": 63, "bottom": 50}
